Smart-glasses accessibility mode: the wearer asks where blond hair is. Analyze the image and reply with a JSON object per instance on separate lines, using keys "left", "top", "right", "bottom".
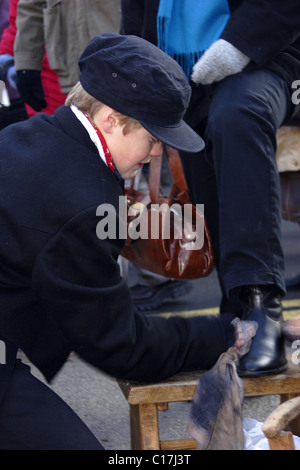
{"left": 65, "top": 82, "right": 142, "bottom": 135}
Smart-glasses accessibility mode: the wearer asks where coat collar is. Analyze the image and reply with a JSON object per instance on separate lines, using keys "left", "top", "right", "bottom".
{"left": 53, "top": 105, "right": 124, "bottom": 189}
{"left": 53, "top": 105, "right": 100, "bottom": 156}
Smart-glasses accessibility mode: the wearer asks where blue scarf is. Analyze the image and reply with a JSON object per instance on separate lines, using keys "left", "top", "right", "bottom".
{"left": 157, "top": 0, "right": 231, "bottom": 79}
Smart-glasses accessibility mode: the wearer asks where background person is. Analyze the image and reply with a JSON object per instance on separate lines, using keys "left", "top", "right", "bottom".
{"left": 13, "top": 0, "right": 121, "bottom": 112}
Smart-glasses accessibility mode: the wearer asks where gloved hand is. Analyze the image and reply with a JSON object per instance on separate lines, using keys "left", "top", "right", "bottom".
{"left": 0, "top": 54, "right": 14, "bottom": 81}
{"left": 191, "top": 39, "right": 251, "bottom": 85}
{"left": 231, "top": 317, "right": 258, "bottom": 358}
{"left": 16, "top": 70, "right": 46, "bottom": 111}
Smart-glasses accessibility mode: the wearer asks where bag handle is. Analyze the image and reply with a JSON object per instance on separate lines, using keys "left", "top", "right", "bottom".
{"left": 149, "top": 145, "right": 189, "bottom": 204}
{"left": 148, "top": 152, "right": 163, "bottom": 204}
{"left": 165, "top": 146, "right": 189, "bottom": 193}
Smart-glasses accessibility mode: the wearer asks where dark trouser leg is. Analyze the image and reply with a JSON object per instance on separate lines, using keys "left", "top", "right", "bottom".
{"left": 207, "top": 70, "right": 292, "bottom": 375}
{"left": 205, "top": 69, "right": 292, "bottom": 296}
{"left": 0, "top": 360, "right": 104, "bottom": 450}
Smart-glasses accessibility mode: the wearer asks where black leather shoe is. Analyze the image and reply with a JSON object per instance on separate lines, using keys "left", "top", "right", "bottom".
{"left": 236, "top": 285, "right": 287, "bottom": 377}
{"left": 131, "top": 280, "right": 192, "bottom": 312}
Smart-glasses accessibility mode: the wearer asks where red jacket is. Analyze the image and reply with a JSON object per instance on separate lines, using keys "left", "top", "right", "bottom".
{"left": 0, "top": 0, "right": 65, "bottom": 117}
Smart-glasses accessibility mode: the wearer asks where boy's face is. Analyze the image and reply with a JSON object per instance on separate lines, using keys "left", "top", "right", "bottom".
{"left": 94, "top": 107, "right": 163, "bottom": 179}
{"left": 108, "top": 126, "right": 163, "bottom": 179}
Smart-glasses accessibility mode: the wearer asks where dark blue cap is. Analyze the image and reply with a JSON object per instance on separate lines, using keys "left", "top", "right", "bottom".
{"left": 78, "top": 33, "right": 204, "bottom": 153}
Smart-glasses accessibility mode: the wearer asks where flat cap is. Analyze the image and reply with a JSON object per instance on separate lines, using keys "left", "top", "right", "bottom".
{"left": 79, "top": 33, "right": 204, "bottom": 153}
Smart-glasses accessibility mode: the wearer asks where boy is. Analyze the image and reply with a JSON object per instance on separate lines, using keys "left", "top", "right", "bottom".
{"left": 0, "top": 33, "right": 254, "bottom": 449}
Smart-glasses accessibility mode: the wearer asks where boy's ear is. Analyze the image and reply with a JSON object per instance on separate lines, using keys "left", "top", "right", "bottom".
{"left": 101, "top": 107, "right": 117, "bottom": 133}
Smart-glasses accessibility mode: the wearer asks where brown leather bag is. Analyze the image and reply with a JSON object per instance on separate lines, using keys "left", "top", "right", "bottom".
{"left": 121, "top": 146, "right": 214, "bottom": 279}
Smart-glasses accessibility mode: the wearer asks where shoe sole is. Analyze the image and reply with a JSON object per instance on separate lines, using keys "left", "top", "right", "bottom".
{"left": 134, "top": 281, "right": 193, "bottom": 312}
{"left": 237, "top": 361, "right": 288, "bottom": 378}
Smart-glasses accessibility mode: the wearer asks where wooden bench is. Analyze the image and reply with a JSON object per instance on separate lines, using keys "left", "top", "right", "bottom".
{"left": 118, "top": 356, "right": 300, "bottom": 450}
{"left": 263, "top": 395, "right": 300, "bottom": 450}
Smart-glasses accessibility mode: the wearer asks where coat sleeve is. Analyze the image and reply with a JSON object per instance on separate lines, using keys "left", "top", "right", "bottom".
{"left": 32, "top": 207, "right": 234, "bottom": 382}
{"left": 14, "top": 0, "right": 45, "bottom": 71}
{"left": 222, "top": 0, "right": 300, "bottom": 66}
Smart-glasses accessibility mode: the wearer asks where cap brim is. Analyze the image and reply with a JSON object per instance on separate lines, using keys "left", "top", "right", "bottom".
{"left": 139, "top": 119, "right": 205, "bottom": 153}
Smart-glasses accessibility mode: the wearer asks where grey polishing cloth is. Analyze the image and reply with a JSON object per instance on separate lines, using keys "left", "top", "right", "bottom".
{"left": 189, "top": 347, "right": 244, "bottom": 450}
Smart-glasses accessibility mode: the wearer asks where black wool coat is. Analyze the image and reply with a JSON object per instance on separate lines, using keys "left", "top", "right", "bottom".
{"left": 0, "top": 106, "right": 233, "bottom": 383}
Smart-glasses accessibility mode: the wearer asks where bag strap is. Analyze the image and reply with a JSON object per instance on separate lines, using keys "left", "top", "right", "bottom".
{"left": 149, "top": 145, "right": 189, "bottom": 203}
{"left": 165, "top": 145, "right": 189, "bottom": 193}
{"left": 149, "top": 152, "right": 163, "bottom": 204}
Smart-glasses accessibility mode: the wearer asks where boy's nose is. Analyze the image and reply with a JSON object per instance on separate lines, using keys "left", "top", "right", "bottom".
{"left": 151, "top": 141, "right": 163, "bottom": 157}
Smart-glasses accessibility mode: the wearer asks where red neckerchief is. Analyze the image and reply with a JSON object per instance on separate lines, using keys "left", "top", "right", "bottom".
{"left": 84, "top": 114, "right": 115, "bottom": 174}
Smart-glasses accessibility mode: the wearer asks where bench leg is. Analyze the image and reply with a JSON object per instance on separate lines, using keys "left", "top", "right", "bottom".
{"left": 267, "top": 432, "right": 295, "bottom": 450}
{"left": 130, "top": 403, "right": 160, "bottom": 450}
{"left": 280, "top": 393, "right": 300, "bottom": 437}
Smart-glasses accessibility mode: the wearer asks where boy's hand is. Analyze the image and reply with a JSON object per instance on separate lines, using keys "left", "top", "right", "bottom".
{"left": 231, "top": 318, "right": 258, "bottom": 358}
{"left": 191, "top": 39, "right": 250, "bottom": 85}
